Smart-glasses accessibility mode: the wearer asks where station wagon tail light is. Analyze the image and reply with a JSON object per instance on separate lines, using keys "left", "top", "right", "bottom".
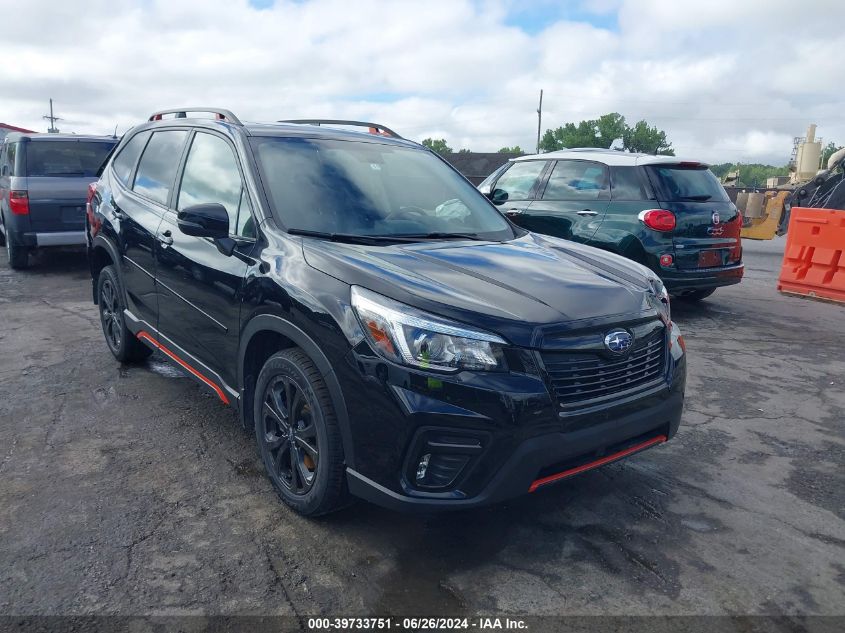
{"left": 638, "top": 209, "right": 676, "bottom": 232}
{"left": 9, "top": 190, "right": 29, "bottom": 215}
{"left": 351, "top": 286, "right": 507, "bottom": 372}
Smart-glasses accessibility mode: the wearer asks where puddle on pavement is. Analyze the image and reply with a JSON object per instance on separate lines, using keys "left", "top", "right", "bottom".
{"left": 120, "top": 354, "right": 188, "bottom": 380}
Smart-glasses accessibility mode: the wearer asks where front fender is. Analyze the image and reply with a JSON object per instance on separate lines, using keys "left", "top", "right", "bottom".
{"left": 238, "top": 313, "right": 356, "bottom": 469}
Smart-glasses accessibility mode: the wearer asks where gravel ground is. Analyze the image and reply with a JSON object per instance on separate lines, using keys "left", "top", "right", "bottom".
{"left": 0, "top": 237, "right": 842, "bottom": 620}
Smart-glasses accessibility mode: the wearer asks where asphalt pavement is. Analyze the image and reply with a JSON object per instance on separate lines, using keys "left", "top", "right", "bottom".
{"left": 0, "top": 237, "right": 842, "bottom": 620}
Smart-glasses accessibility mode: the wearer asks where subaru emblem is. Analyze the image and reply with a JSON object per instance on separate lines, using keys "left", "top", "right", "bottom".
{"left": 712, "top": 211, "right": 721, "bottom": 225}
{"left": 604, "top": 329, "right": 633, "bottom": 354}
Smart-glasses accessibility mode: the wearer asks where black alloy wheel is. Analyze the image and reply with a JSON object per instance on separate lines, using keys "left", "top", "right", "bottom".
{"left": 99, "top": 276, "right": 123, "bottom": 353}
{"left": 96, "top": 265, "right": 152, "bottom": 363}
{"left": 262, "top": 374, "right": 320, "bottom": 495}
{"left": 254, "top": 348, "right": 348, "bottom": 516}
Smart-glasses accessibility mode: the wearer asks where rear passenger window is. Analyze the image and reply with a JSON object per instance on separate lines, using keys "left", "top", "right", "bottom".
{"left": 610, "top": 166, "right": 647, "bottom": 200}
{"left": 5, "top": 143, "right": 17, "bottom": 177}
{"left": 177, "top": 133, "right": 244, "bottom": 234}
{"left": 132, "top": 131, "right": 187, "bottom": 205}
{"left": 112, "top": 131, "right": 151, "bottom": 187}
{"left": 542, "top": 160, "right": 609, "bottom": 201}
{"left": 493, "top": 161, "right": 547, "bottom": 201}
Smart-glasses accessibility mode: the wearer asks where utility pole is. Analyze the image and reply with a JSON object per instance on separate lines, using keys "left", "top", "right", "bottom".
{"left": 43, "top": 98, "right": 62, "bottom": 133}
{"left": 536, "top": 89, "right": 543, "bottom": 154}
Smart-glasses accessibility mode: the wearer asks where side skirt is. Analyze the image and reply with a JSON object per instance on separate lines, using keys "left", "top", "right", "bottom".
{"left": 124, "top": 310, "right": 239, "bottom": 407}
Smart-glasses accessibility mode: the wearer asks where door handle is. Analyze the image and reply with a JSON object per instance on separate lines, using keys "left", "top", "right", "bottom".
{"left": 577, "top": 209, "right": 598, "bottom": 216}
{"left": 158, "top": 230, "right": 174, "bottom": 247}
{"left": 505, "top": 208, "right": 524, "bottom": 217}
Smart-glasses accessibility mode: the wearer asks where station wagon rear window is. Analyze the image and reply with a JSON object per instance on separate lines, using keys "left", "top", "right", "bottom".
{"left": 647, "top": 164, "right": 729, "bottom": 202}
{"left": 25, "top": 141, "right": 115, "bottom": 178}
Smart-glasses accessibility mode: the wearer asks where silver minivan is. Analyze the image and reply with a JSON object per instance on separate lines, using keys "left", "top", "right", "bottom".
{"left": 0, "top": 133, "right": 116, "bottom": 269}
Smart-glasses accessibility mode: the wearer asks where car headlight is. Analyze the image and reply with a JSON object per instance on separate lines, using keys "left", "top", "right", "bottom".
{"left": 351, "top": 286, "right": 507, "bottom": 372}
{"left": 648, "top": 276, "right": 671, "bottom": 324}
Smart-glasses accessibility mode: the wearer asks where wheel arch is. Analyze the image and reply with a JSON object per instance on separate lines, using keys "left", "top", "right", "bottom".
{"left": 89, "top": 235, "right": 121, "bottom": 304}
{"left": 239, "top": 314, "right": 355, "bottom": 469}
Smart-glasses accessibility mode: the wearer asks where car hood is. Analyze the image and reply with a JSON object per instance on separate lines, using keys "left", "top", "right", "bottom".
{"left": 302, "top": 232, "right": 657, "bottom": 348}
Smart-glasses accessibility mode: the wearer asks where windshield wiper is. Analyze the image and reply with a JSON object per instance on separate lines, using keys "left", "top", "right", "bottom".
{"left": 386, "top": 232, "right": 488, "bottom": 241}
{"left": 288, "top": 229, "right": 424, "bottom": 244}
{"left": 679, "top": 194, "right": 712, "bottom": 201}
{"left": 289, "top": 229, "right": 492, "bottom": 244}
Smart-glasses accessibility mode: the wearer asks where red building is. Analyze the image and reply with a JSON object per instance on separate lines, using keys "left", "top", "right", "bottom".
{"left": 0, "top": 122, "right": 36, "bottom": 141}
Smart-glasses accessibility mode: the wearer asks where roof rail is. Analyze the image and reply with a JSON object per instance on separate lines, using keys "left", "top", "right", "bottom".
{"left": 148, "top": 108, "right": 242, "bottom": 125}
{"left": 278, "top": 119, "right": 402, "bottom": 139}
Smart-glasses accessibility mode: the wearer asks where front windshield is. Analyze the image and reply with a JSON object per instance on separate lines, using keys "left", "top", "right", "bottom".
{"left": 251, "top": 137, "right": 514, "bottom": 240}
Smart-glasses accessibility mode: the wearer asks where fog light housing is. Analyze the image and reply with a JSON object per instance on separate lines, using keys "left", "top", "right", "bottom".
{"left": 416, "top": 453, "right": 431, "bottom": 482}
{"left": 404, "top": 429, "right": 487, "bottom": 491}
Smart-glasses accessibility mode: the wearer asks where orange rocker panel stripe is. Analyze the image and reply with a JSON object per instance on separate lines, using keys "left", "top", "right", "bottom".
{"left": 528, "top": 434, "right": 668, "bottom": 493}
{"left": 137, "top": 331, "right": 230, "bottom": 405}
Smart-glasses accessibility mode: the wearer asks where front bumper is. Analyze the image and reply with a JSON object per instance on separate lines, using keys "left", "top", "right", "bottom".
{"left": 660, "top": 262, "right": 744, "bottom": 293}
{"left": 338, "top": 323, "right": 686, "bottom": 511}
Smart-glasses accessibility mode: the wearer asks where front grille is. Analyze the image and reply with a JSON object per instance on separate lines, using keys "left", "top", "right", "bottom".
{"left": 541, "top": 328, "right": 666, "bottom": 407}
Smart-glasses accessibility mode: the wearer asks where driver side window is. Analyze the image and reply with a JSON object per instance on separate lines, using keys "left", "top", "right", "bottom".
{"left": 493, "top": 160, "right": 547, "bottom": 203}
{"left": 178, "top": 132, "right": 255, "bottom": 238}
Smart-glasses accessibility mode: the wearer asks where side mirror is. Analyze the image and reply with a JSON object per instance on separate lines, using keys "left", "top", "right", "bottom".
{"left": 177, "top": 203, "right": 229, "bottom": 239}
{"left": 490, "top": 188, "right": 509, "bottom": 204}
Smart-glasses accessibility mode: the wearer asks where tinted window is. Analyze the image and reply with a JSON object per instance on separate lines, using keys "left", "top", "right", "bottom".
{"left": 251, "top": 137, "right": 513, "bottom": 240}
{"left": 25, "top": 140, "right": 115, "bottom": 178}
{"left": 648, "top": 165, "right": 729, "bottom": 202}
{"left": 178, "top": 133, "right": 248, "bottom": 235}
{"left": 610, "top": 166, "right": 647, "bottom": 200}
{"left": 8, "top": 143, "right": 17, "bottom": 177}
{"left": 493, "top": 160, "right": 546, "bottom": 201}
{"left": 112, "top": 131, "right": 151, "bottom": 186}
{"left": 543, "top": 160, "right": 609, "bottom": 200}
{"left": 132, "top": 131, "right": 187, "bottom": 205}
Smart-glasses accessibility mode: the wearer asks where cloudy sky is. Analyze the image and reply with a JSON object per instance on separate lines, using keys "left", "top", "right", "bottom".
{"left": 2, "top": 0, "right": 843, "bottom": 165}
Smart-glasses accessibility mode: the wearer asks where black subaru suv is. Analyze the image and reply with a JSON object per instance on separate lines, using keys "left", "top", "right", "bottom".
{"left": 87, "top": 109, "right": 686, "bottom": 516}
{"left": 479, "top": 149, "right": 743, "bottom": 301}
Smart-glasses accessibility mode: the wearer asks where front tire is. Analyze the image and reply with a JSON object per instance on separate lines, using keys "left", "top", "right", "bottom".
{"left": 97, "top": 265, "right": 152, "bottom": 363}
{"left": 255, "top": 348, "right": 348, "bottom": 516}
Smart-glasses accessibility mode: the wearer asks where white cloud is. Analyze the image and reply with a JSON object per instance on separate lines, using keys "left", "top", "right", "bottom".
{"left": 1, "top": 0, "right": 843, "bottom": 165}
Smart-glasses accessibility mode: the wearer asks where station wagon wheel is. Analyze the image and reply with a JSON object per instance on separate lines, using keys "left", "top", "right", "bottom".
{"left": 254, "top": 348, "right": 349, "bottom": 516}
{"left": 99, "top": 277, "right": 123, "bottom": 352}
{"left": 262, "top": 375, "right": 319, "bottom": 495}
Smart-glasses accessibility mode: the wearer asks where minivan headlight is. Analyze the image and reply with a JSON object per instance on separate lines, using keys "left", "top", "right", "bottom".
{"left": 648, "top": 276, "right": 671, "bottom": 324}
{"left": 351, "top": 286, "right": 507, "bottom": 372}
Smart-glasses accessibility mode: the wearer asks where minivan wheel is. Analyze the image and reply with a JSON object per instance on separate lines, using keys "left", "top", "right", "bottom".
{"left": 0, "top": 213, "right": 6, "bottom": 247}
{"left": 97, "top": 265, "right": 152, "bottom": 362}
{"left": 5, "top": 223, "right": 29, "bottom": 270}
{"left": 677, "top": 288, "right": 716, "bottom": 302}
{"left": 255, "top": 348, "right": 348, "bottom": 516}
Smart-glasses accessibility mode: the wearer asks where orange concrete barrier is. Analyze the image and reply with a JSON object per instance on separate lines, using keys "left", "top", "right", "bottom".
{"left": 778, "top": 207, "right": 845, "bottom": 303}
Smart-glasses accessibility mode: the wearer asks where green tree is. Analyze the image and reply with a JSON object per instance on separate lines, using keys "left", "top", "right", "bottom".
{"left": 421, "top": 138, "right": 452, "bottom": 155}
{"left": 539, "top": 113, "right": 673, "bottom": 155}
{"left": 821, "top": 141, "right": 843, "bottom": 168}
{"left": 622, "top": 120, "right": 674, "bottom": 155}
{"left": 497, "top": 146, "right": 523, "bottom": 154}
{"left": 540, "top": 119, "right": 605, "bottom": 152}
{"left": 457, "top": 148, "right": 472, "bottom": 154}
{"left": 595, "top": 113, "right": 627, "bottom": 147}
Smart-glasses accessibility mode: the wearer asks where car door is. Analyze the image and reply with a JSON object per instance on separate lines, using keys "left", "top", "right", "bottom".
{"left": 487, "top": 159, "right": 549, "bottom": 221}
{"left": 154, "top": 130, "right": 256, "bottom": 391}
{"left": 518, "top": 159, "right": 611, "bottom": 243}
{"left": 112, "top": 129, "right": 186, "bottom": 329}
